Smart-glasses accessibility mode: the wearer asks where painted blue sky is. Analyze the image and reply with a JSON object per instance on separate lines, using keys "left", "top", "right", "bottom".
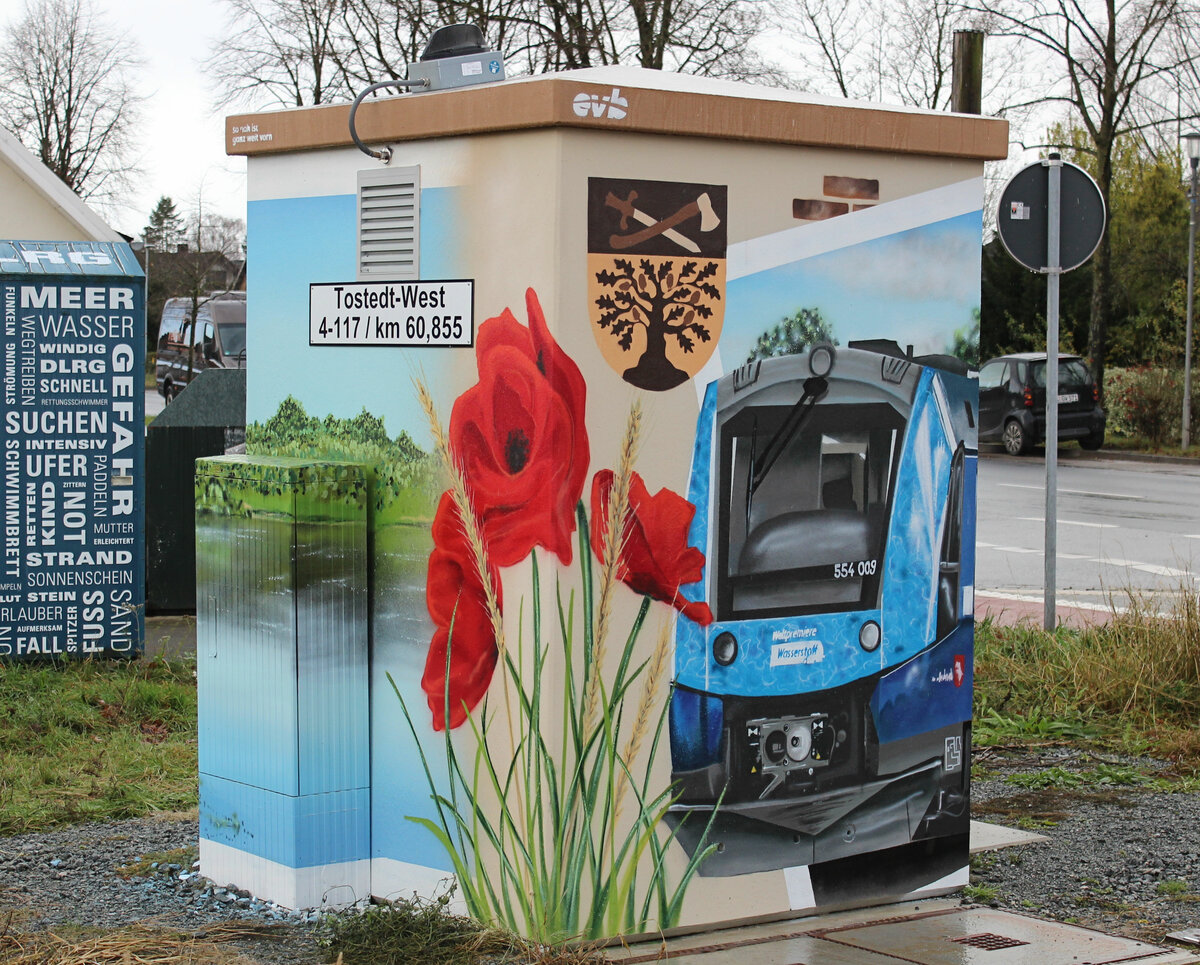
{"left": 722, "top": 211, "right": 982, "bottom": 365}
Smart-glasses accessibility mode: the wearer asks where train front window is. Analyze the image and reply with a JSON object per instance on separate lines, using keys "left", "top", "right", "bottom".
{"left": 717, "top": 402, "right": 904, "bottom": 619}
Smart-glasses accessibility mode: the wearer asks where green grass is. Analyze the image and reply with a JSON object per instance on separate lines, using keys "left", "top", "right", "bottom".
{"left": 396, "top": 517, "right": 717, "bottom": 942}
{"left": 0, "top": 657, "right": 198, "bottom": 834}
{"left": 1003, "top": 764, "right": 1149, "bottom": 790}
{"left": 1100, "top": 435, "right": 1200, "bottom": 459}
{"left": 962, "top": 884, "right": 999, "bottom": 903}
{"left": 974, "top": 591, "right": 1200, "bottom": 769}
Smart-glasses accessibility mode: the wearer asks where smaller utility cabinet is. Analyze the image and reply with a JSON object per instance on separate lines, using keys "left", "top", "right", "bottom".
{"left": 195, "top": 456, "right": 370, "bottom": 909}
{"left": 146, "top": 368, "right": 246, "bottom": 613}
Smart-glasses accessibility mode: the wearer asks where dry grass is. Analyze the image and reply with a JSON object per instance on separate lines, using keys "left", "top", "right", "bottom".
{"left": 0, "top": 921, "right": 283, "bottom": 965}
{"left": 975, "top": 585, "right": 1200, "bottom": 769}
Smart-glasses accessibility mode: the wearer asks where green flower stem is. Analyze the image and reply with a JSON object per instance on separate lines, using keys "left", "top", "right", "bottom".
{"left": 395, "top": 498, "right": 718, "bottom": 941}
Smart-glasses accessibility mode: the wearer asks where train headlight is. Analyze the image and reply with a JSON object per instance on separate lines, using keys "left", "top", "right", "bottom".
{"left": 809, "top": 343, "right": 836, "bottom": 377}
{"left": 859, "top": 620, "right": 881, "bottom": 652}
{"left": 713, "top": 631, "right": 738, "bottom": 666}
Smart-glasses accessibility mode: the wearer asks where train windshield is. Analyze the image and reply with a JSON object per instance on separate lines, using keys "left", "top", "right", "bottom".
{"left": 717, "top": 402, "right": 904, "bottom": 620}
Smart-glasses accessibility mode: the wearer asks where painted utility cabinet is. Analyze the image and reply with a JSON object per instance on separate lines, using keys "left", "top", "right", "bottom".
{"left": 196, "top": 456, "right": 369, "bottom": 909}
{"left": 0, "top": 240, "right": 144, "bottom": 659}
{"left": 212, "top": 67, "right": 1008, "bottom": 936}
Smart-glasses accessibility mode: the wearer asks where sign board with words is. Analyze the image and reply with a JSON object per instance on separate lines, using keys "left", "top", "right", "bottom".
{"left": 0, "top": 241, "right": 145, "bottom": 659}
{"left": 309, "top": 280, "right": 474, "bottom": 347}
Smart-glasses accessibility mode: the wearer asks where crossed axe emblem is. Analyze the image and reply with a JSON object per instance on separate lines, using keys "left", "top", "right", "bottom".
{"left": 604, "top": 190, "right": 721, "bottom": 253}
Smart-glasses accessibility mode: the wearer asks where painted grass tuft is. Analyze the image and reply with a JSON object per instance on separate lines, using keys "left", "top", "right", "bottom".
{"left": 0, "top": 657, "right": 198, "bottom": 835}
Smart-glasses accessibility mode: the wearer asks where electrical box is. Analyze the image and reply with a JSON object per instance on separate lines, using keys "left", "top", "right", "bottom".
{"left": 218, "top": 66, "right": 1008, "bottom": 934}
{"left": 196, "top": 455, "right": 369, "bottom": 909}
{"left": 0, "top": 240, "right": 145, "bottom": 659}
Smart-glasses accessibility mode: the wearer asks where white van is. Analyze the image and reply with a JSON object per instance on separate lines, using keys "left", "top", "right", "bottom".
{"left": 155, "top": 291, "right": 246, "bottom": 400}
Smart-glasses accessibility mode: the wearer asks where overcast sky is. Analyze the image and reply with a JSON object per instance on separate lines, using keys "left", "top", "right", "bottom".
{"left": 2, "top": 0, "right": 247, "bottom": 238}
{"left": 1, "top": 0, "right": 1024, "bottom": 241}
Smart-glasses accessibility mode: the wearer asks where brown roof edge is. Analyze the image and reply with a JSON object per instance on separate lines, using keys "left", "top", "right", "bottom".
{"left": 226, "top": 76, "right": 1009, "bottom": 161}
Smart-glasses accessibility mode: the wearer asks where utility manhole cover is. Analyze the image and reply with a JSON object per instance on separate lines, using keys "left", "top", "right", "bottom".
{"left": 951, "top": 932, "right": 1031, "bottom": 951}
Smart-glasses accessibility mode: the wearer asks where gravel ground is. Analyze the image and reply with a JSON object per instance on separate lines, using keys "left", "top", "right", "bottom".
{"left": 2, "top": 748, "right": 1198, "bottom": 963}
{"left": 0, "top": 814, "right": 324, "bottom": 964}
{"left": 971, "top": 746, "right": 1200, "bottom": 944}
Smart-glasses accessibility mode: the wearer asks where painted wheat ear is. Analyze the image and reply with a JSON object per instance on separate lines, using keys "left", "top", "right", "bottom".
{"left": 414, "top": 377, "right": 504, "bottom": 654}
{"left": 614, "top": 616, "right": 671, "bottom": 829}
{"left": 585, "top": 400, "right": 643, "bottom": 731}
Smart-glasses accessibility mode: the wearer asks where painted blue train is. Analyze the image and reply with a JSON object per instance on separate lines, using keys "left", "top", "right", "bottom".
{"left": 668, "top": 343, "right": 976, "bottom": 877}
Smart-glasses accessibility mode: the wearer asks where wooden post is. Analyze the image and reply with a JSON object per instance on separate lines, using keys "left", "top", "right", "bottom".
{"left": 951, "top": 30, "right": 984, "bottom": 114}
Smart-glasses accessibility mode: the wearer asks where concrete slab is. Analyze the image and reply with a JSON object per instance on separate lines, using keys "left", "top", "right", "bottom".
{"left": 609, "top": 901, "right": 1200, "bottom": 965}
{"left": 822, "top": 906, "right": 1189, "bottom": 965}
{"left": 969, "top": 820, "right": 1049, "bottom": 853}
{"left": 1171, "top": 929, "right": 1200, "bottom": 949}
{"left": 607, "top": 901, "right": 962, "bottom": 963}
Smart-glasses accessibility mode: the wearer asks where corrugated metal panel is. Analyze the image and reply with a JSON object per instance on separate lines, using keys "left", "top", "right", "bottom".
{"left": 0, "top": 240, "right": 142, "bottom": 276}
{"left": 196, "top": 462, "right": 300, "bottom": 795}
{"left": 295, "top": 463, "right": 370, "bottom": 795}
{"left": 196, "top": 456, "right": 371, "bottom": 885}
{"left": 358, "top": 166, "right": 419, "bottom": 280}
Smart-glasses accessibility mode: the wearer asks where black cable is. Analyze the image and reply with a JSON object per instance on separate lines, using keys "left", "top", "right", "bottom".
{"left": 349, "top": 79, "right": 430, "bottom": 162}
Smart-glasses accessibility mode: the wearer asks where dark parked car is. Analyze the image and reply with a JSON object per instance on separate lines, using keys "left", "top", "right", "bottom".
{"left": 978, "top": 352, "right": 1106, "bottom": 455}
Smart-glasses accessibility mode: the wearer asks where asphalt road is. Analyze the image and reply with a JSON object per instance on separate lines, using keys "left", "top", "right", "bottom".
{"left": 146, "top": 386, "right": 165, "bottom": 418}
{"left": 976, "top": 448, "right": 1200, "bottom": 612}
{"left": 146, "top": 387, "right": 1196, "bottom": 622}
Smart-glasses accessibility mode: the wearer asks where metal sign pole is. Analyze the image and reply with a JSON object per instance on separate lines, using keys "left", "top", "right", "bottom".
{"left": 1044, "top": 155, "right": 1062, "bottom": 631}
{"left": 997, "top": 156, "right": 1105, "bottom": 632}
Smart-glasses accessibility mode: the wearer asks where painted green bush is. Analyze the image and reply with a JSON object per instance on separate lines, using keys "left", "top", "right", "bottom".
{"left": 246, "top": 396, "right": 441, "bottom": 520}
{"left": 195, "top": 457, "right": 369, "bottom": 520}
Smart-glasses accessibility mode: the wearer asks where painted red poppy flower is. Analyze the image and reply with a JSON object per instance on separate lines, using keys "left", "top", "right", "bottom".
{"left": 590, "top": 470, "right": 714, "bottom": 625}
{"left": 422, "top": 492, "right": 503, "bottom": 731}
{"left": 449, "top": 288, "right": 589, "bottom": 568}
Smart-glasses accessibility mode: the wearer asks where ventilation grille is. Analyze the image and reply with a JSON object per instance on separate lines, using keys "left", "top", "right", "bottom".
{"left": 951, "top": 933, "right": 1030, "bottom": 951}
{"left": 358, "top": 166, "right": 419, "bottom": 280}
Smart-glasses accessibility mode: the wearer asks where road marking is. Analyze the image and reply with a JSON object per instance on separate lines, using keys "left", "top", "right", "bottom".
{"left": 977, "top": 542, "right": 1040, "bottom": 554}
{"left": 1018, "top": 516, "right": 1117, "bottom": 529}
{"left": 977, "top": 589, "right": 1120, "bottom": 614}
{"left": 978, "top": 543, "right": 1196, "bottom": 580}
{"left": 997, "top": 483, "right": 1144, "bottom": 500}
{"left": 977, "top": 589, "right": 1183, "bottom": 619}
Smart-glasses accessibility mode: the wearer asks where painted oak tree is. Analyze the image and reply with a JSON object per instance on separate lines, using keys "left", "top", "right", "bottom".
{"left": 594, "top": 258, "right": 720, "bottom": 390}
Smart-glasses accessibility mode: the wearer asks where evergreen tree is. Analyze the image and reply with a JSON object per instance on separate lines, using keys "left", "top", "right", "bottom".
{"left": 143, "top": 196, "right": 184, "bottom": 252}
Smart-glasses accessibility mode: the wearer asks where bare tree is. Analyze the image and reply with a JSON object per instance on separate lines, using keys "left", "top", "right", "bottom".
{"left": 210, "top": 0, "right": 784, "bottom": 110}
{"left": 508, "top": 0, "right": 783, "bottom": 80}
{"left": 971, "top": 0, "right": 1200, "bottom": 400}
{"left": 206, "top": 0, "right": 348, "bottom": 108}
{"left": 0, "top": 0, "right": 141, "bottom": 200}
{"left": 784, "top": 0, "right": 1011, "bottom": 110}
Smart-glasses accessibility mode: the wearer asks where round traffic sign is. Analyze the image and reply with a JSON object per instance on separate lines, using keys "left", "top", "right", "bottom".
{"left": 998, "top": 160, "right": 1106, "bottom": 272}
